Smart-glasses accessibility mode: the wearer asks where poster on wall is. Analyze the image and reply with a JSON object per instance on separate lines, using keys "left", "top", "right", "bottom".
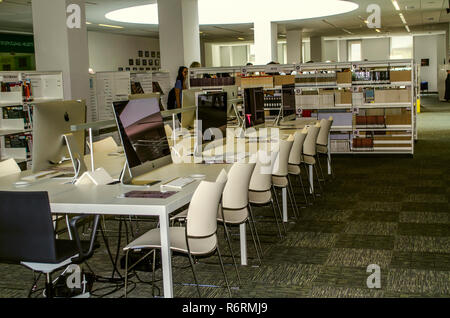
{"left": 155, "top": 59, "right": 160, "bottom": 66}
{"left": 138, "top": 51, "right": 143, "bottom": 57}
{"left": 129, "top": 59, "right": 134, "bottom": 66}
{"left": 151, "top": 51, "right": 156, "bottom": 58}
{"left": 149, "top": 59, "right": 153, "bottom": 66}
{"left": 157, "top": 52, "right": 160, "bottom": 58}
{"left": 136, "top": 59, "right": 140, "bottom": 66}
{"left": 421, "top": 59, "right": 430, "bottom": 67}
{"left": 143, "top": 60, "right": 147, "bottom": 66}
{"left": 145, "top": 51, "right": 150, "bottom": 57}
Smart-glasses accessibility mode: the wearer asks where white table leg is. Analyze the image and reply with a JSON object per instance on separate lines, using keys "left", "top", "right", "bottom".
{"left": 89, "top": 128, "right": 95, "bottom": 172}
{"left": 159, "top": 212, "right": 173, "bottom": 298}
{"left": 240, "top": 223, "right": 247, "bottom": 266}
{"left": 309, "top": 165, "right": 314, "bottom": 194}
{"left": 282, "top": 188, "right": 288, "bottom": 223}
{"left": 327, "top": 136, "right": 332, "bottom": 175}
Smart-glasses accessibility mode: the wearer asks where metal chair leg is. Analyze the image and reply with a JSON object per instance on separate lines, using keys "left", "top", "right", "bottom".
{"left": 297, "top": 173, "right": 309, "bottom": 206}
{"left": 317, "top": 154, "right": 326, "bottom": 182}
{"left": 124, "top": 249, "right": 130, "bottom": 298}
{"left": 272, "top": 186, "right": 287, "bottom": 235}
{"left": 314, "top": 163, "right": 323, "bottom": 194}
{"left": 247, "top": 219, "right": 262, "bottom": 266}
{"left": 222, "top": 222, "right": 241, "bottom": 286}
{"left": 270, "top": 199, "right": 283, "bottom": 239}
{"left": 248, "top": 204, "right": 263, "bottom": 258}
{"left": 187, "top": 252, "right": 201, "bottom": 297}
{"left": 303, "top": 162, "right": 316, "bottom": 200}
{"left": 287, "top": 175, "right": 300, "bottom": 218}
{"left": 216, "top": 245, "right": 232, "bottom": 297}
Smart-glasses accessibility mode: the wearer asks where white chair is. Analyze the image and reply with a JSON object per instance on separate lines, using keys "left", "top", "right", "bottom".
{"left": 317, "top": 116, "right": 334, "bottom": 179}
{"left": 272, "top": 135, "right": 300, "bottom": 220}
{"left": 302, "top": 122, "right": 323, "bottom": 196}
{"left": 288, "top": 129, "right": 309, "bottom": 206}
{"left": 123, "top": 180, "right": 231, "bottom": 298}
{"left": 217, "top": 163, "right": 261, "bottom": 264}
{"left": 248, "top": 151, "right": 285, "bottom": 239}
{"left": 0, "top": 159, "right": 21, "bottom": 178}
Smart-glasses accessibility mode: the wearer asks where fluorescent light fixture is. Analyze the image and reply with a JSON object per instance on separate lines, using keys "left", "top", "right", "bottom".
{"left": 237, "top": 37, "right": 245, "bottom": 40}
{"left": 399, "top": 13, "right": 407, "bottom": 24}
{"left": 375, "top": 29, "right": 381, "bottom": 33}
{"left": 105, "top": 0, "right": 358, "bottom": 25}
{"left": 86, "top": 22, "right": 92, "bottom": 25}
{"left": 98, "top": 24, "right": 124, "bottom": 29}
{"left": 392, "top": 0, "right": 400, "bottom": 11}
{"left": 405, "top": 25, "right": 410, "bottom": 32}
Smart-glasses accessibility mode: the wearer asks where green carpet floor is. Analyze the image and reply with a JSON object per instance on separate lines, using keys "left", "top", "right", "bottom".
{"left": 0, "top": 95, "right": 449, "bottom": 298}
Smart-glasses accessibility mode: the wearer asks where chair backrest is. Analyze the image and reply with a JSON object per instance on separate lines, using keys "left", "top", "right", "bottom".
{"left": 272, "top": 136, "right": 294, "bottom": 177}
{"left": 317, "top": 118, "right": 333, "bottom": 146}
{"left": 186, "top": 181, "right": 226, "bottom": 238}
{"left": 303, "top": 123, "right": 321, "bottom": 156}
{"left": 0, "top": 192, "right": 58, "bottom": 264}
{"left": 216, "top": 169, "right": 228, "bottom": 183}
{"left": 92, "top": 137, "right": 118, "bottom": 154}
{"left": 222, "top": 163, "right": 256, "bottom": 209}
{"left": 0, "top": 159, "right": 21, "bottom": 178}
{"left": 288, "top": 130, "right": 308, "bottom": 165}
{"left": 249, "top": 151, "right": 279, "bottom": 192}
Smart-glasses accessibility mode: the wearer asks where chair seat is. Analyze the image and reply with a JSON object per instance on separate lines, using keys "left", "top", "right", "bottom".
{"left": 288, "top": 164, "right": 301, "bottom": 175}
{"left": 302, "top": 155, "right": 316, "bottom": 165}
{"left": 217, "top": 207, "right": 248, "bottom": 225}
{"left": 272, "top": 175, "right": 288, "bottom": 188}
{"left": 124, "top": 227, "right": 217, "bottom": 256}
{"left": 317, "top": 144, "right": 328, "bottom": 154}
{"left": 249, "top": 190, "right": 271, "bottom": 205}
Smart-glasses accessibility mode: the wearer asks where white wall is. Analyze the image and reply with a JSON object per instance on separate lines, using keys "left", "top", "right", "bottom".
{"left": 414, "top": 34, "right": 445, "bottom": 92}
{"left": 362, "top": 38, "right": 390, "bottom": 61}
{"left": 88, "top": 31, "right": 160, "bottom": 72}
{"left": 322, "top": 40, "right": 338, "bottom": 62}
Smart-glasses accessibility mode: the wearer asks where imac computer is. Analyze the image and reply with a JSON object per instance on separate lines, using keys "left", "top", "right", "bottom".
{"left": 112, "top": 96, "right": 172, "bottom": 184}
{"left": 129, "top": 93, "right": 164, "bottom": 111}
{"left": 181, "top": 88, "right": 202, "bottom": 130}
{"left": 243, "top": 87, "right": 265, "bottom": 128}
{"left": 32, "top": 100, "right": 87, "bottom": 173}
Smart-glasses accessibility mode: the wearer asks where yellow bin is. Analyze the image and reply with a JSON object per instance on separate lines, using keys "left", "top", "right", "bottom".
{"left": 417, "top": 98, "right": 420, "bottom": 113}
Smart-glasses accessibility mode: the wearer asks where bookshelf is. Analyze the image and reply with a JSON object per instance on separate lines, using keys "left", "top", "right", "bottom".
{"left": 188, "top": 60, "right": 418, "bottom": 155}
{"left": 0, "top": 71, "right": 64, "bottom": 169}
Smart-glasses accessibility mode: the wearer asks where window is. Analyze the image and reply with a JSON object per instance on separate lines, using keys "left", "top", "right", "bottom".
{"left": 390, "top": 36, "right": 413, "bottom": 59}
{"left": 348, "top": 41, "right": 361, "bottom": 62}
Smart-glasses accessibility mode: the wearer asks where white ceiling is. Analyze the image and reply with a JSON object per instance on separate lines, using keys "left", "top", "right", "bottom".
{"left": 0, "top": 0, "right": 449, "bottom": 41}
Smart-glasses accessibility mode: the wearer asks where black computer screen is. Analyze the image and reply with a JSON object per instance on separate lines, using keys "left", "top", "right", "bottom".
{"left": 113, "top": 98, "right": 170, "bottom": 169}
{"left": 244, "top": 88, "right": 265, "bottom": 128}
{"left": 197, "top": 92, "right": 227, "bottom": 140}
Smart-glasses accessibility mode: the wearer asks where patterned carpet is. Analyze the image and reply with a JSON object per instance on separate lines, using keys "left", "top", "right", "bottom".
{"left": 0, "top": 96, "right": 449, "bottom": 298}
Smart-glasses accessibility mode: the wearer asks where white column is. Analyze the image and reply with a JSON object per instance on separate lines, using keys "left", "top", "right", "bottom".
{"left": 158, "top": 0, "right": 201, "bottom": 82}
{"left": 310, "top": 36, "right": 323, "bottom": 63}
{"left": 286, "top": 29, "right": 303, "bottom": 64}
{"left": 32, "top": 0, "right": 90, "bottom": 101}
{"left": 254, "top": 19, "right": 278, "bottom": 65}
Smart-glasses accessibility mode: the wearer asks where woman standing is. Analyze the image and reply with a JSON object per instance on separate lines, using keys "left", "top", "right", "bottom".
{"left": 175, "top": 66, "right": 188, "bottom": 109}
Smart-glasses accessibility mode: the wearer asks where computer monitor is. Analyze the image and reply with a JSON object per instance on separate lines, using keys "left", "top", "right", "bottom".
{"left": 181, "top": 88, "right": 202, "bottom": 129}
{"left": 32, "top": 100, "right": 86, "bottom": 173}
{"left": 282, "top": 84, "right": 296, "bottom": 117}
{"left": 244, "top": 87, "right": 265, "bottom": 128}
{"left": 129, "top": 93, "right": 164, "bottom": 111}
{"left": 112, "top": 97, "right": 172, "bottom": 181}
{"left": 197, "top": 91, "right": 228, "bottom": 140}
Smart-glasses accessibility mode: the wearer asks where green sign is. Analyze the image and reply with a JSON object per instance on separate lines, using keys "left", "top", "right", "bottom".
{"left": 0, "top": 33, "right": 35, "bottom": 54}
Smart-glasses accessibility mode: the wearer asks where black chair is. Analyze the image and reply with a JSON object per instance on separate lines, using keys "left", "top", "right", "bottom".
{"left": 0, "top": 191, "right": 100, "bottom": 298}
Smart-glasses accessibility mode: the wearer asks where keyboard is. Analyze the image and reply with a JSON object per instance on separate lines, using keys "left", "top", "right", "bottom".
{"left": 160, "top": 177, "right": 195, "bottom": 191}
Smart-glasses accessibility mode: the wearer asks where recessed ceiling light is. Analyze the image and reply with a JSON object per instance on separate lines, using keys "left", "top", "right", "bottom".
{"left": 375, "top": 29, "right": 381, "bottom": 32}
{"left": 238, "top": 37, "right": 245, "bottom": 40}
{"left": 98, "top": 24, "right": 124, "bottom": 29}
{"left": 392, "top": 0, "right": 400, "bottom": 11}
{"left": 86, "top": 22, "right": 92, "bottom": 25}
{"left": 105, "top": 0, "right": 359, "bottom": 25}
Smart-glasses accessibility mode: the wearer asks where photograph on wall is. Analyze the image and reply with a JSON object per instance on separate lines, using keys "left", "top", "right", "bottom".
{"left": 151, "top": 51, "right": 156, "bottom": 58}
{"left": 129, "top": 59, "right": 134, "bottom": 66}
{"left": 133, "top": 67, "right": 138, "bottom": 71}
{"left": 146, "top": 67, "right": 151, "bottom": 71}
{"left": 136, "top": 59, "right": 140, "bottom": 66}
{"left": 149, "top": 59, "right": 153, "bottom": 66}
{"left": 157, "top": 51, "right": 160, "bottom": 58}
{"left": 152, "top": 67, "right": 156, "bottom": 70}
{"left": 138, "top": 50, "right": 143, "bottom": 57}
{"left": 118, "top": 67, "right": 124, "bottom": 71}
{"left": 143, "top": 59, "right": 147, "bottom": 66}
{"left": 145, "top": 51, "right": 150, "bottom": 57}
{"left": 140, "top": 67, "right": 144, "bottom": 71}
{"left": 155, "top": 59, "right": 160, "bottom": 66}
{"left": 126, "top": 67, "right": 131, "bottom": 71}
{"left": 421, "top": 59, "right": 430, "bottom": 67}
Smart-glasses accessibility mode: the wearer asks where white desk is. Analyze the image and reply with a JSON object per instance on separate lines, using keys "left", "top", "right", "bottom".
{"left": 0, "top": 163, "right": 229, "bottom": 298}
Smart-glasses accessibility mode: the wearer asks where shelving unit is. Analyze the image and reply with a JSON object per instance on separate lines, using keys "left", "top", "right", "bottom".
{"left": 0, "top": 71, "right": 64, "bottom": 168}
{"left": 187, "top": 60, "right": 417, "bottom": 155}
